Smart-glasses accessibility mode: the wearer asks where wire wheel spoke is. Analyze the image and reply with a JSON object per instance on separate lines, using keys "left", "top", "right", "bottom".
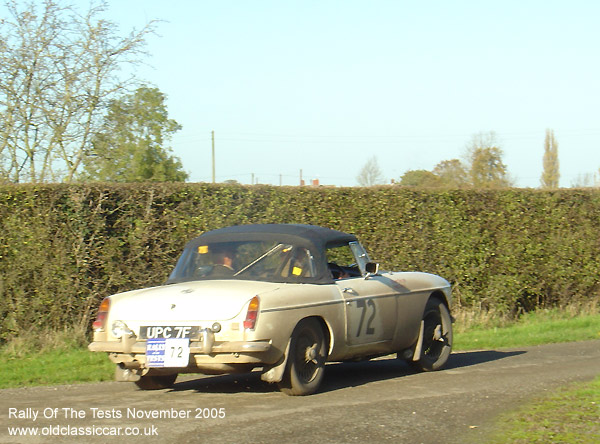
{"left": 296, "top": 335, "right": 320, "bottom": 382}
{"left": 423, "top": 313, "right": 444, "bottom": 358}
{"left": 279, "top": 319, "right": 326, "bottom": 396}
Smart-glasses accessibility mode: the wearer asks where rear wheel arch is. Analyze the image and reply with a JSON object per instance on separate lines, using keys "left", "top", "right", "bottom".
{"left": 289, "top": 315, "right": 332, "bottom": 355}
{"left": 312, "top": 316, "right": 333, "bottom": 355}
{"left": 261, "top": 315, "right": 332, "bottom": 386}
{"left": 277, "top": 316, "right": 329, "bottom": 395}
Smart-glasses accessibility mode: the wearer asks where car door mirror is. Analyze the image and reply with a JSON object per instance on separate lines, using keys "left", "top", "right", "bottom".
{"left": 364, "top": 262, "right": 379, "bottom": 279}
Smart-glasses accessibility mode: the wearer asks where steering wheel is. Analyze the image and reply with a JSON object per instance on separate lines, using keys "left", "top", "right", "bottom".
{"left": 328, "top": 262, "right": 345, "bottom": 279}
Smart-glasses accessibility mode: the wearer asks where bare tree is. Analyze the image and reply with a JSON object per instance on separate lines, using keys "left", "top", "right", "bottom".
{"left": 541, "top": 128, "right": 559, "bottom": 189}
{"left": 571, "top": 171, "right": 599, "bottom": 188}
{"left": 356, "top": 155, "right": 385, "bottom": 186}
{"left": 0, "top": 0, "right": 156, "bottom": 182}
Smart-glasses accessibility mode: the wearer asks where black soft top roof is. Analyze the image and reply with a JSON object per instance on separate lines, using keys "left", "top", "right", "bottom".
{"left": 178, "top": 224, "right": 357, "bottom": 284}
{"left": 196, "top": 224, "right": 357, "bottom": 250}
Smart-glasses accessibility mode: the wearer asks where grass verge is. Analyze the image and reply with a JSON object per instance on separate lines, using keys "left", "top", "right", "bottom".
{"left": 488, "top": 375, "right": 600, "bottom": 444}
{"left": 453, "top": 310, "right": 600, "bottom": 350}
{"left": 0, "top": 327, "right": 114, "bottom": 389}
{"left": 0, "top": 348, "right": 114, "bottom": 388}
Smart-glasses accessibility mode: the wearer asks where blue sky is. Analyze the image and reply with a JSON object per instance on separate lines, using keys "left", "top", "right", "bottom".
{"left": 100, "top": 1, "right": 599, "bottom": 186}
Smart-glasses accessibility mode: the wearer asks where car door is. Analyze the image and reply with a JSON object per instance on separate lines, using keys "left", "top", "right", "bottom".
{"left": 336, "top": 275, "right": 399, "bottom": 345}
{"left": 327, "top": 241, "right": 399, "bottom": 346}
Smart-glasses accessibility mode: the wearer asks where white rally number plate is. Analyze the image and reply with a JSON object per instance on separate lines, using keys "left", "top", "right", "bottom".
{"left": 146, "top": 338, "right": 190, "bottom": 368}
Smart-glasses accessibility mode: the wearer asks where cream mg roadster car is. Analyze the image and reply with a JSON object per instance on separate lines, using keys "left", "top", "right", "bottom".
{"left": 89, "top": 224, "right": 453, "bottom": 395}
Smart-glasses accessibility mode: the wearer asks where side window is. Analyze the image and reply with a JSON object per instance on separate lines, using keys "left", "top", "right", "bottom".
{"left": 281, "top": 246, "right": 315, "bottom": 278}
{"left": 326, "top": 244, "right": 362, "bottom": 279}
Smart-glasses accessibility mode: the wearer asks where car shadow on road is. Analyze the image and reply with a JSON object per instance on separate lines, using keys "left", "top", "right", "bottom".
{"left": 169, "top": 349, "right": 526, "bottom": 395}
{"left": 319, "top": 349, "right": 526, "bottom": 393}
{"left": 445, "top": 349, "right": 526, "bottom": 370}
{"left": 171, "top": 371, "right": 277, "bottom": 394}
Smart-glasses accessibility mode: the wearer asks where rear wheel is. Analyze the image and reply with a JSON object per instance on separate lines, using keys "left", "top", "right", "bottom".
{"left": 278, "top": 319, "right": 326, "bottom": 396}
{"left": 411, "top": 298, "right": 452, "bottom": 372}
{"left": 134, "top": 373, "right": 178, "bottom": 390}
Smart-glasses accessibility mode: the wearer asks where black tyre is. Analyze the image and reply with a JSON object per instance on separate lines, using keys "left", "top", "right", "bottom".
{"left": 134, "top": 373, "right": 178, "bottom": 390}
{"left": 412, "top": 298, "right": 452, "bottom": 372}
{"left": 278, "top": 319, "right": 327, "bottom": 396}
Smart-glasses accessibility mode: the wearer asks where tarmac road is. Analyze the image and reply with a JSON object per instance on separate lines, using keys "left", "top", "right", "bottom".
{"left": 2, "top": 340, "right": 599, "bottom": 444}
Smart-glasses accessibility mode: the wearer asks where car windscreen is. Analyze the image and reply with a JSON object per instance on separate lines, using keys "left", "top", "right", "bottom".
{"left": 167, "top": 240, "right": 317, "bottom": 284}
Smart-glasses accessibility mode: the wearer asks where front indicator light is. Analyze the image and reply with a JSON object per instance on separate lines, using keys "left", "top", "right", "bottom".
{"left": 243, "top": 296, "right": 260, "bottom": 330}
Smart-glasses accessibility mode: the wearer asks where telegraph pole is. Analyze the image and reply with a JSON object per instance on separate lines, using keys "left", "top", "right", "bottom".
{"left": 211, "top": 130, "right": 215, "bottom": 183}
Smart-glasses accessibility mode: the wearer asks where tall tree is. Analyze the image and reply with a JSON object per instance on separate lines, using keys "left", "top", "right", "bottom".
{"left": 0, "top": 0, "right": 156, "bottom": 182}
{"left": 540, "top": 129, "right": 559, "bottom": 189}
{"left": 356, "top": 156, "right": 385, "bottom": 186}
{"left": 466, "top": 131, "right": 512, "bottom": 188}
{"left": 432, "top": 159, "right": 469, "bottom": 188}
{"left": 81, "top": 87, "right": 188, "bottom": 182}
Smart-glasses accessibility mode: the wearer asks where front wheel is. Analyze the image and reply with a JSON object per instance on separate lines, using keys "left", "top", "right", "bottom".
{"left": 411, "top": 298, "right": 452, "bottom": 372}
{"left": 134, "top": 373, "right": 178, "bottom": 390}
{"left": 278, "top": 319, "right": 327, "bottom": 396}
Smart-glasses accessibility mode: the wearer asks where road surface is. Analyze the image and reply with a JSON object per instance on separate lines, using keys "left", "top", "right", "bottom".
{"left": 2, "top": 340, "right": 599, "bottom": 444}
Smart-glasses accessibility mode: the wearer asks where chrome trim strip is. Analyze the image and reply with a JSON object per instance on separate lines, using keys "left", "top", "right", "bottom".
{"left": 262, "top": 290, "right": 405, "bottom": 313}
{"left": 261, "top": 299, "right": 344, "bottom": 313}
{"left": 340, "top": 292, "right": 401, "bottom": 304}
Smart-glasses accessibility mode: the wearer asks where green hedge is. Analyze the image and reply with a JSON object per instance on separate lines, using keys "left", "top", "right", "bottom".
{"left": 1, "top": 184, "right": 599, "bottom": 340}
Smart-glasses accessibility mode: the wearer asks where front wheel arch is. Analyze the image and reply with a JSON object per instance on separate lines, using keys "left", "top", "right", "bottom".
{"left": 410, "top": 296, "right": 453, "bottom": 372}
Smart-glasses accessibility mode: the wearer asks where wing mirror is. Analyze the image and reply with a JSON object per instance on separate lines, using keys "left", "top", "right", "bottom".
{"left": 364, "top": 262, "right": 379, "bottom": 279}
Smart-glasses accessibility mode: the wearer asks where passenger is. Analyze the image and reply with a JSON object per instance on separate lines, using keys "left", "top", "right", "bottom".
{"left": 210, "top": 245, "right": 235, "bottom": 277}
